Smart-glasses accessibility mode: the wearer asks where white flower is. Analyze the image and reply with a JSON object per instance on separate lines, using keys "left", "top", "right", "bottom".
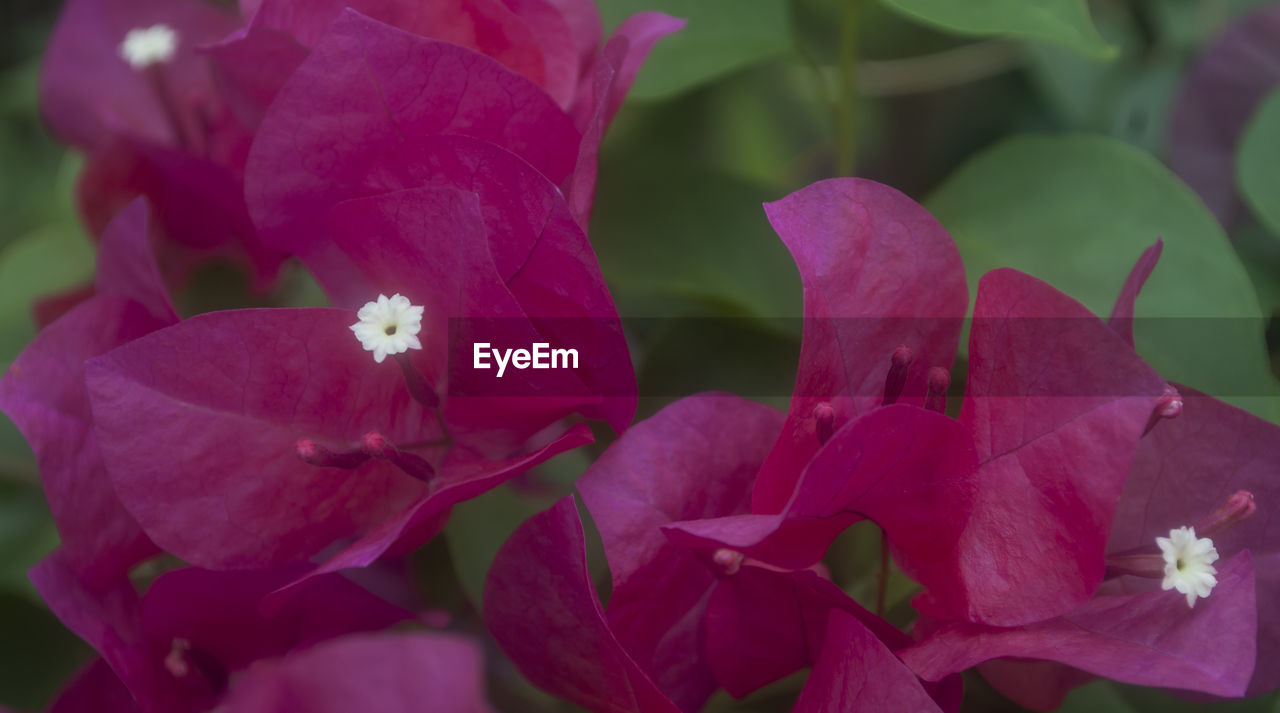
{"left": 349, "top": 294, "right": 424, "bottom": 364}
{"left": 1157, "top": 526, "right": 1219, "bottom": 608}
{"left": 119, "top": 24, "right": 179, "bottom": 69}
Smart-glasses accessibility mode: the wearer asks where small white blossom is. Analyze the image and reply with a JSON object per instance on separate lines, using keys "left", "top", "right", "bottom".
{"left": 1157, "top": 526, "right": 1219, "bottom": 608}
{"left": 350, "top": 294, "right": 424, "bottom": 364}
{"left": 119, "top": 24, "right": 179, "bottom": 69}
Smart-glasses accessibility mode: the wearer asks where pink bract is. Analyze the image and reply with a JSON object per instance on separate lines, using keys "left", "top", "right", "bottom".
{"left": 0, "top": 201, "right": 174, "bottom": 586}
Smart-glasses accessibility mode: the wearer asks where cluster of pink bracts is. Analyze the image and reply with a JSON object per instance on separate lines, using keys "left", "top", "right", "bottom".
{"left": 2, "top": 0, "right": 1277, "bottom": 712}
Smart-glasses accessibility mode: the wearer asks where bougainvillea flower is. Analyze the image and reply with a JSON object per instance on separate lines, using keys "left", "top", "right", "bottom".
{"left": 40, "top": 0, "right": 283, "bottom": 286}
{"left": 223, "top": 0, "right": 601, "bottom": 112}
{"left": 1167, "top": 3, "right": 1280, "bottom": 228}
{"left": 32, "top": 555, "right": 413, "bottom": 713}
{"left": 571, "top": 395, "right": 957, "bottom": 709}
{"left": 0, "top": 201, "right": 175, "bottom": 586}
{"left": 749, "top": 178, "right": 968, "bottom": 513}
{"left": 669, "top": 268, "right": 1170, "bottom": 627}
{"left": 1105, "top": 242, "right": 1280, "bottom": 696}
{"left": 485, "top": 496, "right": 681, "bottom": 713}
{"left": 889, "top": 243, "right": 1269, "bottom": 708}
{"left": 49, "top": 659, "right": 139, "bottom": 713}
{"left": 702, "top": 565, "right": 961, "bottom": 711}
{"left": 219, "top": 632, "right": 496, "bottom": 713}
{"left": 793, "top": 609, "right": 953, "bottom": 713}
{"left": 1107, "top": 392, "right": 1280, "bottom": 696}
{"left": 576, "top": 394, "right": 784, "bottom": 710}
{"left": 237, "top": 6, "right": 681, "bottom": 254}
{"left": 86, "top": 186, "right": 607, "bottom": 589}
{"left": 485, "top": 495, "right": 957, "bottom": 713}
{"left": 648, "top": 179, "right": 1167, "bottom": 630}
{"left": 900, "top": 552, "right": 1257, "bottom": 709}
{"left": 937, "top": 268, "right": 1167, "bottom": 624}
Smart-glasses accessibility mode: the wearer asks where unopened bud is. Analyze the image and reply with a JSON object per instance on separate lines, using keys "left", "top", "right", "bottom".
{"left": 924, "top": 367, "right": 950, "bottom": 414}
{"left": 1193, "top": 490, "right": 1256, "bottom": 538}
{"left": 1143, "top": 385, "right": 1184, "bottom": 436}
{"left": 295, "top": 438, "right": 370, "bottom": 470}
{"left": 165, "top": 638, "right": 192, "bottom": 678}
{"left": 361, "top": 432, "right": 436, "bottom": 482}
{"left": 813, "top": 402, "right": 836, "bottom": 445}
{"left": 881, "top": 345, "right": 913, "bottom": 406}
{"left": 712, "top": 548, "right": 744, "bottom": 576}
{"left": 1156, "top": 385, "right": 1183, "bottom": 418}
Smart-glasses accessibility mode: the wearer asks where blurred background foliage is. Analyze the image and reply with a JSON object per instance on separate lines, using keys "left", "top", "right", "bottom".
{"left": 1, "top": 0, "right": 1279, "bottom": 710}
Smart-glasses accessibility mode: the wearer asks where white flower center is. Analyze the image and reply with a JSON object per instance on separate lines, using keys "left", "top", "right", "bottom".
{"left": 120, "top": 25, "right": 179, "bottom": 69}
{"left": 1156, "top": 526, "right": 1219, "bottom": 608}
{"left": 350, "top": 294, "right": 424, "bottom": 364}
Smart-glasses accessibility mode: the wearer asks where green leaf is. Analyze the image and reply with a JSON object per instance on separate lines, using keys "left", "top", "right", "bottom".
{"left": 1114, "top": 681, "right": 1280, "bottom": 713}
{"left": 0, "top": 152, "right": 92, "bottom": 366}
{"left": 591, "top": 154, "right": 801, "bottom": 321}
{"left": 877, "top": 0, "right": 1114, "bottom": 59}
{"left": 445, "top": 486, "right": 548, "bottom": 608}
{"left": 593, "top": 0, "right": 792, "bottom": 100}
{"left": 1056, "top": 681, "right": 1140, "bottom": 713}
{"left": 0, "top": 62, "right": 73, "bottom": 253}
{"left": 1147, "top": 0, "right": 1275, "bottom": 50}
{"left": 1239, "top": 87, "right": 1280, "bottom": 238}
{"left": 1234, "top": 221, "right": 1280, "bottom": 316}
{"left": 928, "top": 134, "right": 1280, "bottom": 420}
{"left": 0, "top": 224, "right": 95, "bottom": 365}
{"left": 0, "top": 481, "right": 57, "bottom": 600}
{"left": 0, "top": 591, "right": 90, "bottom": 711}
{"left": 444, "top": 449, "right": 591, "bottom": 607}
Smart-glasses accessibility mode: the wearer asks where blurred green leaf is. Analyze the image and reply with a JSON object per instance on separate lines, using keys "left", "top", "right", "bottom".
{"left": 1238, "top": 87, "right": 1280, "bottom": 239}
{"left": 1235, "top": 221, "right": 1280, "bottom": 317}
{"left": 594, "top": 0, "right": 793, "bottom": 100}
{"left": 928, "top": 134, "right": 1280, "bottom": 420}
{"left": 591, "top": 159, "right": 801, "bottom": 320}
{"left": 1055, "top": 681, "right": 1139, "bottom": 712}
{"left": 0, "top": 62, "right": 72, "bottom": 253}
{"left": 0, "top": 480, "right": 56, "bottom": 602}
{"left": 0, "top": 422, "right": 34, "bottom": 483}
{"left": 1147, "top": 0, "right": 1275, "bottom": 50}
{"left": 444, "top": 449, "right": 591, "bottom": 607}
{"left": 0, "top": 222, "right": 94, "bottom": 366}
{"left": 445, "top": 485, "right": 552, "bottom": 609}
{"left": 877, "top": 0, "right": 1114, "bottom": 58}
{"left": 1114, "top": 681, "right": 1280, "bottom": 713}
{"left": 0, "top": 590, "right": 90, "bottom": 711}
{"left": 0, "top": 149, "right": 90, "bottom": 367}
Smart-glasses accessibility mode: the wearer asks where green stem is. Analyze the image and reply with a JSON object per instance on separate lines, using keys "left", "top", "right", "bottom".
{"left": 834, "top": 0, "right": 859, "bottom": 176}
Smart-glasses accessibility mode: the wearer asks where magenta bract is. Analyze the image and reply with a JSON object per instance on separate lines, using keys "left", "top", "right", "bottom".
{"left": 750, "top": 178, "right": 968, "bottom": 513}
{"left": 485, "top": 497, "right": 682, "bottom": 713}
{"left": 940, "top": 268, "right": 1167, "bottom": 625}
{"left": 1110, "top": 388, "right": 1280, "bottom": 695}
{"left": 40, "top": 0, "right": 239, "bottom": 151}
{"left": 902, "top": 552, "right": 1257, "bottom": 705}
{"left": 578, "top": 394, "right": 784, "bottom": 710}
{"left": 219, "top": 632, "right": 496, "bottom": 713}
{"left": 33, "top": 555, "right": 413, "bottom": 713}
{"left": 40, "top": 0, "right": 284, "bottom": 287}
{"left": 86, "top": 182, "right": 614, "bottom": 575}
{"left": 895, "top": 243, "right": 1269, "bottom": 705}
{"left": 793, "top": 610, "right": 949, "bottom": 713}
{"left": 486, "top": 495, "right": 955, "bottom": 713}
{"left": 0, "top": 201, "right": 174, "bottom": 586}
{"left": 239, "top": 6, "right": 681, "bottom": 255}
